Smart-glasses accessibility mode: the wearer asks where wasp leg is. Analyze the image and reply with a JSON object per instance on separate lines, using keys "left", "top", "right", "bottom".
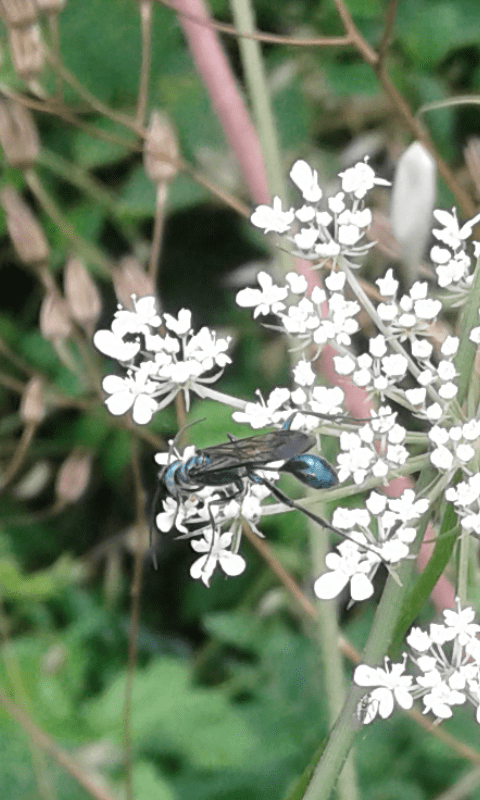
{"left": 199, "top": 479, "right": 246, "bottom": 566}
{"left": 252, "top": 474, "right": 382, "bottom": 561}
{"left": 204, "top": 478, "right": 245, "bottom": 535}
{"left": 149, "top": 480, "right": 168, "bottom": 570}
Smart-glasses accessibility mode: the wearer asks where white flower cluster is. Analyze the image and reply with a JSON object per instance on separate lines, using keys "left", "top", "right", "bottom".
{"left": 333, "top": 272, "right": 455, "bottom": 417}
{"left": 250, "top": 159, "right": 389, "bottom": 262}
{"left": 430, "top": 208, "right": 480, "bottom": 300}
{"left": 314, "top": 489, "right": 427, "bottom": 602}
{"left": 237, "top": 270, "right": 361, "bottom": 353}
{"left": 231, "top": 382, "right": 345, "bottom": 432}
{"left": 240, "top": 165, "right": 480, "bottom": 577}
{"left": 94, "top": 297, "right": 231, "bottom": 424}
{"left": 446, "top": 473, "right": 480, "bottom": 537}
{"left": 336, "top": 406, "right": 408, "bottom": 485}
{"left": 355, "top": 602, "right": 480, "bottom": 725}
{"left": 92, "top": 157, "right": 480, "bottom": 598}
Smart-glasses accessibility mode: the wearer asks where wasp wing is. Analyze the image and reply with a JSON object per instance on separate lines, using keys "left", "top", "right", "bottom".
{"left": 188, "top": 429, "right": 314, "bottom": 477}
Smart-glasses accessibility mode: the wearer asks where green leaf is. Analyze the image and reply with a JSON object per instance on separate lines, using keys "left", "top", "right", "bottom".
{"left": 391, "top": 504, "right": 458, "bottom": 653}
{"left": 59, "top": 0, "right": 182, "bottom": 104}
{"left": 0, "top": 554, "right": 85, "bottom": 601}
{"left": 325, "top": 62, "right": 378, "bottom": 97}
{"left": 120, "top": 167, "right": 208, "bottom": 218}
{"left": 128, "top": 762, "right": 175, "bottom": 800}
{"left": 72, "top": 120, "right": 136, "bottom": 169}
{"left": 99, "top": 429, "right": 131, "bottom": 483}
{"left": 396, "top": 0, "right": 480, "bottom": 65}
{"left": 203, "top": 610, "right": 265, "bottom": 650}
{"left": 84, "top": 657, "right": 255, "bottom": 768}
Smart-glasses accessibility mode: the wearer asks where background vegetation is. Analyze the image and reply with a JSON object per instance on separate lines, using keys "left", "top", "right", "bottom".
{"left": 2, "top": 0, "right": 480, "bottom": 798}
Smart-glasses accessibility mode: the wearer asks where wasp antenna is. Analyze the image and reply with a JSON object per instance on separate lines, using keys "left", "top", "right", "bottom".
{"left": 281, "top": 412, "right": 297, "bottom": 431}
{"left": 149, "top": 480, "right": 165, "bottom": 570}
{"left": 302, "top": 410, "right": 372, "bottom": 425}
{"left": 170, "top": 416, "right": 207, "bottom": 450}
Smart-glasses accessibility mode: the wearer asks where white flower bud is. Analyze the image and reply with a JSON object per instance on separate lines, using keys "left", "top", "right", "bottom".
{"left": 390, "top": 142, "right": 436, "bottom": 287}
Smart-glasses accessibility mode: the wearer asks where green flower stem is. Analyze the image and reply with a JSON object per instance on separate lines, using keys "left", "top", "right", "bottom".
{"left": 193, "top": 384, "right": 248, "bottom": 409}
{"left": 309, "top": 514, "right": 359, "bottom": 800}
{"left": 454, "top": 257, "right": 480, "bottom": 407}
{"left": 302, "top": 557, "right": 415, "bottom": 800}
{"left": 301, "top": 460, "right": 444, "bottom": 800}
{"left": 229, "top": 0, "right": 292, "bottom": 277}
{"left": 391, "top": 502, "right": 457, "bottom": 653}
{"left": 229, "top": 0, "right": 283, "bottom": 199}
{"left": 457, "top": 530, "right": 469, "bottom": 607}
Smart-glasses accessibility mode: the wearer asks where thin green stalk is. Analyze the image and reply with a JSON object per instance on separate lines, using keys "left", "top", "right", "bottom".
{"left": 301, "top": 462, "right": 436, "bottom": 799}
{"left": 455, "top": 257, "right": 480, "bottom": 406}
{"left": 309, "top": 515, "right": 359, "bottom": 800}
{"left": 457, "top": 531, "right": 469, "bottom": 606}
{"left": 229, "top": 0, "right": 283, "bottom": 198}
{"left": 229, "top": 0, "right": 292, "bottom": 277}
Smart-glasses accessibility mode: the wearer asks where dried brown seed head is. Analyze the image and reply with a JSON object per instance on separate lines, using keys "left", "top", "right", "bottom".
{"left": 0, "top": 99, "right": 39, "bottom": 168}
{"left": 0, "top": 186, "right": 49, "bottom": 265}
{"left": 35, "top": 0, "right": 66, "bottom": 13}
{"left": 0, "top": 0, "right": 36, "bottom": 27}
{"left": 19, "top": 376, "right": 45, "bottom": 423}
{"left": 39, "top": 291, "right": 72, "bottom": 341}
{"left": 8, "top": 24, "right": 43, "bottom": 81}
{"left": 113, "top": 256, "right": 156, "bottom": 309}
{"left": 55, "top": 450, "right": 92, "bottom": 503}
{"left": 64, "top": 256, "right": 102, "bottom": 327}
{"left": 143, "top": 111, "right": 179, "bottom": 185}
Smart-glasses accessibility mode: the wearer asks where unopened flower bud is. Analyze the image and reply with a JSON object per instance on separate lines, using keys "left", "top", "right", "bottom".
{"left": 113, "top": 256, "right": 156, "bottom": 309}
{"left": 39, "top": 291, "right": 72, "bottom": 341}
{"left": 19, "top": 376, "right": 45, "bottom": 423}
{"left": 390, "top": 142, "right": 436, "bottom": 287}
{"left": 64, "top": 256, "right": 101, "bottom": 327}
{"left": 8, "top": 24, "right": 43, "bottom": 81}
{"left": 14, "top": 461, "right": 51, "bottom": 499}
{"left": 0, "top": 186, "right": 49, "bottom": 265}
{"left": 143, "top": 111, "right": 178, "bottom": 184}
{"left": 0, "top": 0, "right": 36, "bottom": 27}
{"left": 0, "top": 100, "right": 39, "bottom": 168}
{"left": 55, "top": 450, "right": 92, "bottom": 503}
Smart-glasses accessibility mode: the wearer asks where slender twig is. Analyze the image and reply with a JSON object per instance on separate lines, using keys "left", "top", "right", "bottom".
{"left": 0, "top": 422, "right": 36, "bottom": 491}
{"left": 124, "top": 437, "right": 148, "bottom": 800}
{"left": 43, "top": 48, "right": 142, "bottom": 135}
{"left": 24, "top": 171, "right": 116, "bottom": 276}
{"left": 242, "top": 521, "right": 318, "bottom": 618}
{"left": 0, "top": 604, "right": 55, "bottom": 800}
{"left": 158, "top": 0, "right": 352, "bottom": 47}
{"left": 377, "top": 0, "right": 399, "bottom": 64}
{"left": 137, "top": 0, "right": 153, "bottom": 125}
{"left": 0, "top": 689, "right": 117, "bottom": 800}
{"left": 331, "top": 0, "right": 475, "bottom": 216}
{"left": 148, "top": 183, "right": 168, "bottom": 280}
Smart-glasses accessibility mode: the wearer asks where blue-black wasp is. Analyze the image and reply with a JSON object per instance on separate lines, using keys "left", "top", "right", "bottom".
{"left": 154, "top": 413, "right": 344, "bottom": 545}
